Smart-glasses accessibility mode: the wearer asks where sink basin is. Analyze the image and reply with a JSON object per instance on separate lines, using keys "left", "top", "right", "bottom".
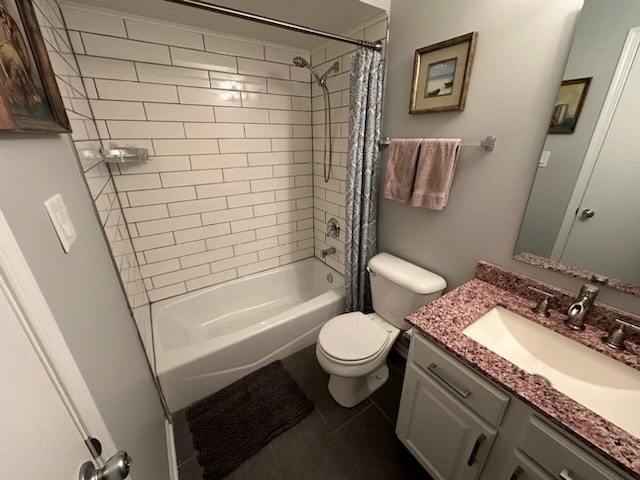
{"left": 462, "top": 306, "right": 640, "bottom": 437}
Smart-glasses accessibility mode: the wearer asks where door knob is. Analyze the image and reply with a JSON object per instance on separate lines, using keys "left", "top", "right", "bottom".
{"left": 79, "top": 450, "right": 132, "bottom": 480}
{"left": 580, "top": 208, "right": 595, "bottom": 219}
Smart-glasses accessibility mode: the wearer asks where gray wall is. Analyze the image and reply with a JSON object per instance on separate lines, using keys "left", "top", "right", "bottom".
{"left": 0, "top": 134, "right": 169, "bottom": 479}
{"left": 516, "top": 0, "right": 640, "bottom": 257}
{"left": 380, "top": 0, "right": 640, "bottom": 314}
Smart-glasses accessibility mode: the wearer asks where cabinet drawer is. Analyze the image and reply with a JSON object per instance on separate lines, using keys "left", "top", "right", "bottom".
{"left": 506, "top": 450, "right": 554, "bottom": 480}
{"left": 410, "top": 332, "right": 509, "bottom": 426}
{"left": 520, "top": 416, "right": 625, "bottom": 480}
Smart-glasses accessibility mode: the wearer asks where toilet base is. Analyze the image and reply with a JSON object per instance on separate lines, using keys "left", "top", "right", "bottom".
{"left": 327, "top": 363, "right": 389, "bottom": 408}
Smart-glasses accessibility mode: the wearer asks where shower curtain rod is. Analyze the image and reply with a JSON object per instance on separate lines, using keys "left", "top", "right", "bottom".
{"left": 164, "top": 0, "right": 383, "bottom": 51}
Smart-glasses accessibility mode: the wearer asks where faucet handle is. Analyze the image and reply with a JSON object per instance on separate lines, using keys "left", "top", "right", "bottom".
{"left": 615, "top": 318, "right": 640, "bottom": 334}
{"left": 528, "top": 286, "right": 554, "bottom": 317}
{"left": 601, "top": 318, "right": 640, "bottom": 350}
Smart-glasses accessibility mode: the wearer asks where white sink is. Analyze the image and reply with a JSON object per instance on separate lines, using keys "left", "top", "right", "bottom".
{"left": 462, "top": 306, "right": 640, "bottom": 437}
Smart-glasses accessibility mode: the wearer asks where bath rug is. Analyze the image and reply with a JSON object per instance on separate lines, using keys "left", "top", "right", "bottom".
{"left": 186, "top": 360, "right": 314, "bottom": 479}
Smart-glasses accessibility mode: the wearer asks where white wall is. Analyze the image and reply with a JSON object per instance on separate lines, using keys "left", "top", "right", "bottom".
{"left": 380, "top": 0, "right": 640, "bottom": 314}
{"left": 0, "top": 2, "right": 169, "bottom": 478}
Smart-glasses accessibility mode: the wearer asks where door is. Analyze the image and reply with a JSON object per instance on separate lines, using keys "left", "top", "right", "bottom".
{"left": 0, "top": 209, "right": 144, "bottom": 479}
{"left": 397, "top": 365, "right": 497, "bottom": 480}
{"left": 554, "top": 28, "right": 640, "bottom": 283}
{"left": 0, "top": 280, "right": 100, "bottom": 479}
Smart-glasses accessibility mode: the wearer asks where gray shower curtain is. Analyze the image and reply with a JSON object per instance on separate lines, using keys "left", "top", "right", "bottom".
{"left": 345, "top": 48, "right": 383, "bottom": 312}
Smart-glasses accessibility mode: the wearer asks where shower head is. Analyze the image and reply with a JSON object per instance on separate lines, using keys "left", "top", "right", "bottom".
{"left": 292, "top": 56, "right": 310, "bottom": 68}
{"left": 319, "top": 61, "right": 340, "bottom": 85}
{"left": 292, "top": 56, "right": 322, "bottom": 86}
{"left": 292, "top": 56, "right": 340, "bottom": 88}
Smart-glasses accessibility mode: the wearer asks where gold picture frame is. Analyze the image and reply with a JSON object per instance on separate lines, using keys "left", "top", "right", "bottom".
{"left": 0, "top": 0, "right": 70, "bottom": 132}
{"left": 548, "top": 77, "right": 591, "bottom": 134}
{"left": 409, "top": 32, "right": 477, "bottom": 114}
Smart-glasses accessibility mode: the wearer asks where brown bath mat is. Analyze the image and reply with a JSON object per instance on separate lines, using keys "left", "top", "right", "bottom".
{"left": 186, "top": 360, "right": 314, "bottom": 479}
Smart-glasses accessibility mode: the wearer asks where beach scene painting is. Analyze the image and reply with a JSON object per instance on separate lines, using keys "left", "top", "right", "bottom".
{"left": 425, "top": 58, "right": 456, "bottom": 97}
{"left": 409, "top": 32, "right": 477, "bottom": 114}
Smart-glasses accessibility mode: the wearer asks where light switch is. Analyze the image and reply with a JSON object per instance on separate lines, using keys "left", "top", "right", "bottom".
{"left": 538, "top": 150, "right": 551, "bottom": 168}
{"left": 44, "top": 194, "right": 77, "bottom": 253}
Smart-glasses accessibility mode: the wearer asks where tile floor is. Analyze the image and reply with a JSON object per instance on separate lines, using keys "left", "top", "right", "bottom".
{"left": 173, "top": 344, "right": 432, "bottom": 479}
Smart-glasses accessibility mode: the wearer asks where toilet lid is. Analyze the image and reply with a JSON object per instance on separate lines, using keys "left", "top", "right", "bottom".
{"left": 319, "top": 312, "right": 389, "bottom": 362}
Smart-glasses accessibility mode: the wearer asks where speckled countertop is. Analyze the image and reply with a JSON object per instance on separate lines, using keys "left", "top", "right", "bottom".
{"left": 406, "top": 261, "right": 640, "bottom": 478}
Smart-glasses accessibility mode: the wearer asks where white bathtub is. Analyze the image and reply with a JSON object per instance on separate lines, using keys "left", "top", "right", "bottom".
{"left": 152, "top": 258, "right": 345, "bottom": 412}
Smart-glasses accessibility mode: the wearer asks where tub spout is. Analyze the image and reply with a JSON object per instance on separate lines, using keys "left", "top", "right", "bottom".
{"left": 321, "top": 247, "right": 336, "bottom": 258}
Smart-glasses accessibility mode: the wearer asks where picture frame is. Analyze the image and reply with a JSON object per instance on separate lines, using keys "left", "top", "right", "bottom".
{"left": 548, "top": 77, "right": 591, "bottom": 134}
{"left": 409, "top": 32, "right": 477, "bottom": 114}
{"left": 0, "top": 0, "right": 70, "bottom": 132}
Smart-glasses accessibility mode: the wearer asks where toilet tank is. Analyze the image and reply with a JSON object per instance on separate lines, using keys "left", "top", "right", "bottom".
{"left": 367, "top": 252, "right": 446, "bottom": 330}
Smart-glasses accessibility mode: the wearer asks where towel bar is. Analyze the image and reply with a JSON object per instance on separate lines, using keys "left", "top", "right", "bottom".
{"left": 378, "top": 136, "right": 497, "bottom": 152}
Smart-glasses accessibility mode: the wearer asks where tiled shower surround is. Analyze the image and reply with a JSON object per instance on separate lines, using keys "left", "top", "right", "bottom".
{"left": 59, "top": 2, "right": 387, "bottom": 303}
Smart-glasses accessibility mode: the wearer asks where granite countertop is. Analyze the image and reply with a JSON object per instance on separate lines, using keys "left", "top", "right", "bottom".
{"left": 406, "top": 262, "right": 640, "bottom": 478}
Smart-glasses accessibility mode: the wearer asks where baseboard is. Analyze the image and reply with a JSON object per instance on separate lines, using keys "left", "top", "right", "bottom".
{"left": 165, "top": 419, "right": 179, "bottom": 480}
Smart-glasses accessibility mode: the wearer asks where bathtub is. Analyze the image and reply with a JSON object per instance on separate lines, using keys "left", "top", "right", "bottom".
{"left": 152, "top": 258, "right": 345, "bottom": 412}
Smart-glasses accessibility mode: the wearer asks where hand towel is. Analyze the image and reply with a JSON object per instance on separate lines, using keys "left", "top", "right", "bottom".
{"left": 383, "top": 139, "right": 422, "bottom": 204}
{"left": 410, "top": 138, "right": 461, "bottom": 209}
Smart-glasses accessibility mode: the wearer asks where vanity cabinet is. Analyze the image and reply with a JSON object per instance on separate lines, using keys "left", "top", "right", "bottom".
{"left": 396, "top": 332, "right": 508, "bottom": 480}
{"left": 398, "top": 332, "right": 633, "bottom": 480}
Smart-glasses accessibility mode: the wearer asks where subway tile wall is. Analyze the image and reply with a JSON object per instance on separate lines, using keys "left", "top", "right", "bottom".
{"left": 310, "top": 16, "right": 388, "bottom": 273}
{"left": 33, "top": 0, "right": 153, "bottom": 361}
{"left": 61, "top": 4, "right": 317, "bottom": 302}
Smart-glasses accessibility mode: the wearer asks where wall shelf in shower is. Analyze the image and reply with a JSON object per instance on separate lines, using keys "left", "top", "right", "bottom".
{"left": 102, "top": 147, "right": 150, "bottom": 163}
{"left": 79, "top": 146, "right": 151, "bottom": 164}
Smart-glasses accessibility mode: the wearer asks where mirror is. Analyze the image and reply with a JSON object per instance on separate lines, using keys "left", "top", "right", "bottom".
{"left": 514, "top": 0, "right": 640, "bottom": 295}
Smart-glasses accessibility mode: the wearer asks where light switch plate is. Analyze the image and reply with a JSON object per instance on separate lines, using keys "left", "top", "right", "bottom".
{"left": 538, "top": 150, "right": 551, "bottom": 168}
{"left": 44, "top": 194, "right": 77, "bottom": 253}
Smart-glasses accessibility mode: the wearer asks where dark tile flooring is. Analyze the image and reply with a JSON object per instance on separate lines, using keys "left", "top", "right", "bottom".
{"left": 173, "top": 344, "right": 432, "bottom": 480}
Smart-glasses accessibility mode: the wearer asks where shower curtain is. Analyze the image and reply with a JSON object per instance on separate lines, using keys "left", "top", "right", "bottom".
{"left": 345, "top": 48, "right": 383, "bottom": 312}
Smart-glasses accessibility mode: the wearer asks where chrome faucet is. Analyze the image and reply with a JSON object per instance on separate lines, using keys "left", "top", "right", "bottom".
{"left": 565, "top": 284, "right": 599, "bottom": 331}
{"left": 321, "top": 247, "right": 336, "bottom": 258}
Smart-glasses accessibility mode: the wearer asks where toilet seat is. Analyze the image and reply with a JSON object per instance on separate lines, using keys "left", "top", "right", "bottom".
{"left": 318, "top": 312, "right": 390, "bottom": 363}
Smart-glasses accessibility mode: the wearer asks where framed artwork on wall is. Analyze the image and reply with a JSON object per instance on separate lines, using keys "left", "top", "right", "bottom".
{"left": 409, "top": 32, "right": 477, "bottom": 114}
{"left": 548, "top": 77, "right": 592, "bottom": 134}
{"left": 0, "top": 0, "right": 70, "bottom": 132}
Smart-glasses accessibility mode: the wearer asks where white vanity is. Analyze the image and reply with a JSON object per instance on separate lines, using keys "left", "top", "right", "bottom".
{"left": 396, "top": 262, "right": 640, "bottom": 480}
{"left": 398, "top": 332, "right": 633, "bottom": 480}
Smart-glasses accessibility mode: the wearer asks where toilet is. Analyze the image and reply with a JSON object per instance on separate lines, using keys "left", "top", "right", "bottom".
{"left": 316, "top": 252, "right": 446, "bottom": 407}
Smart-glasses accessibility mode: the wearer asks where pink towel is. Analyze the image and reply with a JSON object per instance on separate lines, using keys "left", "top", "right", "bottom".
{"left": 410, "top": 139, "right": 461, "bottom": 209}
{"left": 383, "top": 139, "right": 421, "bottom": 203}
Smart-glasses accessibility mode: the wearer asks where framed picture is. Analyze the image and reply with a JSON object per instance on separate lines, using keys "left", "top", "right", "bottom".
{"left": 0, "top": 0, "right": 70, "bottom": 132}
{"left": 409, "top": 32, "right": 477, "bottom": 114}
{"left": 548, "top": 77, "right": 591, "bottom": 134}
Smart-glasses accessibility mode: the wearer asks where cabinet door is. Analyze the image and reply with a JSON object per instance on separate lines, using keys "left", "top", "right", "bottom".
{"left": 397, "top": 365, "right": 497, "bottom": 480}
